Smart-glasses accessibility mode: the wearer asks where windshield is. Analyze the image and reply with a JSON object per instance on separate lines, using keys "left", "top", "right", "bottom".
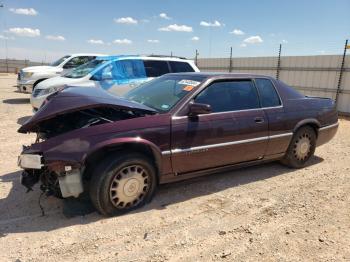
{"left": 123, "top": 75, "right": 205, "bottom": 112}
{"left": 64, "top": 59, "right": 107, "bottom": 79}
{"left": 50, "top": 55, "right": 70, "bottom": 66}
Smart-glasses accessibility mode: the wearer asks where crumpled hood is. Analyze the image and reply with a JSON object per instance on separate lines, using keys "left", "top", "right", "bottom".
{"left": 18, "top": 87, "right": 157, "bottom": 133}
{"left": 22, "top": 65, "right": 59, "bottom": 73}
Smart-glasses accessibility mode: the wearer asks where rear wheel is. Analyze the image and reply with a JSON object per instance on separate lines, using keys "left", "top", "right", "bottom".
{"left": 281, "top": 126, "right": 316, "bottom": 168}
{"left": 89, "top": 153, "right": 157, "bottom": 216}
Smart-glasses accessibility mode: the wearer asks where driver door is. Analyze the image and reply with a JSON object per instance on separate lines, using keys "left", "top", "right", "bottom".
{"left": 171, "top": 79, "right": 269, "bottom": 174}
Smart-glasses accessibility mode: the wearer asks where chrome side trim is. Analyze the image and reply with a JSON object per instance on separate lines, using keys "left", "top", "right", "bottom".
{"left": 269, "top": 132, "right": 293, "bottom": 139}
{"left": 161, "top": 132, "right": 293, "bottom": 155}
{"left": 319, "top": 122, "right": 339, "bottom": 131}
{"left": 162, "top": 150, "right": 171, "bottom": 156}
{"left": 172, "top": 105, "right": 284, "bottom": 120}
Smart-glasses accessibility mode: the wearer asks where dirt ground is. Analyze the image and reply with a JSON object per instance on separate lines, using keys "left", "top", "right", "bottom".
{"left": 0, "top": 74, "right": 349, "bottom": 262}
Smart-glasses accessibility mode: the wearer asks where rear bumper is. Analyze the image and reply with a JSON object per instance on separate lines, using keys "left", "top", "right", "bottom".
{"left": 317, "top": 122, "right": 339, "bottom": 147}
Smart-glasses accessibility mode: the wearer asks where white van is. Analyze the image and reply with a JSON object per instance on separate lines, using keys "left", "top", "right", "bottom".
{"left": 17, "top": 53, "right": 105, "bottom": 93}
{"left": 30, "top": 55, "right": 199, "bottom": 110}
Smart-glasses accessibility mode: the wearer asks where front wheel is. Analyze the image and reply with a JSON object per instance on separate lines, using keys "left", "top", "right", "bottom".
{"left": 281, "top": 126, "right": 316, "bottom": 168}
{"left": 89, "top": 153, "right": 157, "bottom": 216}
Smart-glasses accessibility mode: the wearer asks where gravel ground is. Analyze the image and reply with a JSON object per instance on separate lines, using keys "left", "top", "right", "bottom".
{"left": 0, "top": 74, "right": 349, "bottom": 262}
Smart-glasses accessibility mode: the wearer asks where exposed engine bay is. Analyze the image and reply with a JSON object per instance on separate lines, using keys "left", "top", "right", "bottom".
{"left": 35, "top": 107, "right": 148, "bottom": 139}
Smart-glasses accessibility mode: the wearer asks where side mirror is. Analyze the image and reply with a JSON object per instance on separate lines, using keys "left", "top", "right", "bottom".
{"left": 101, "top": 71, "right": 113, "bottom": 80}
{"left": 188, "top": 102, "right": 211, "bottom": 117}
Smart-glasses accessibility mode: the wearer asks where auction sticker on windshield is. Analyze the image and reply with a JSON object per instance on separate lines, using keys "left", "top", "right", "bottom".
{"left": 178, "top": 80, "right": 201, "bottom": 86}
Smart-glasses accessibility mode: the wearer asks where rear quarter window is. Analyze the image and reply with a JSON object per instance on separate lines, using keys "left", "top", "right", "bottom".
{"left": 255, "top": 78, "right": 281, "bottom": 107}
{"left": 143, "top": 60, "right": 170, "bottom": 77}
{"left": 169, "top": 61, "right": 195, "bottom": 73}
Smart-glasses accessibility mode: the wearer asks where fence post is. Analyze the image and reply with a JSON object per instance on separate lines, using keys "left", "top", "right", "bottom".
{"left": 276, "top": 44, "right": 282, "bottom": 80}
{"left": 335, "top": 39, "right": 348, "bottom": 106}
{"left": 229, "top": 47, "right": 233, "bottom": 72}
{"left": 195, "top": 49, "right": 199, "bottom": 66}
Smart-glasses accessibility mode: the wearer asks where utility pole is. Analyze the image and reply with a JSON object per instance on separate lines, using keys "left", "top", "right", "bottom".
{"left": 0, "top": 2, "right": 9, "bottom": 72}
{"left": 335, "top": 39, "right": 348, "bottom": 106}
{"left": 276, "top": 44, "right": 282, "bottom": 80}
{"left": 195, "top": 49, "right": 199, "bottom": 66}
{"left": 229, "top": 47, "right": 233, "bottom": 72}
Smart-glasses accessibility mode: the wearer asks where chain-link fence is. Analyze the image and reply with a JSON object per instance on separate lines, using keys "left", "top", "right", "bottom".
{"left": 195, "top": 40, "right": 350, "bottom": 114}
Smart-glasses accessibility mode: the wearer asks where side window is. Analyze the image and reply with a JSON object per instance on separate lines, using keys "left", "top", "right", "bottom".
{"left": 169, "top": 61, "right": 195, "bottom": 73}
{"left": 92, "top": 63, "right": 114, "bottom": 81}
{"left": 114, "top": 59, "right": 146, "bottom": 80}
{"left": 255, "top": 78, "right": 281, "bottom": 107}
{"left": 143, "top": 60, "right": 170, "bottom": 77}
{"left": 195, "top": 80, "right": 260, "bottom": 113}
{"left": 63, "top": 56, "right": 95, "bottom": 69}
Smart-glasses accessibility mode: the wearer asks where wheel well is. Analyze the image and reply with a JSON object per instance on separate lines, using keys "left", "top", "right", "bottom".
{"left": 296, "top": 123, "right": 319, "bottom": 138}
{"left": 33, "top": 78, "right": 48, "bottom": 89}
{"left": 83, "top": 143, "right": 159, "bottom": 182}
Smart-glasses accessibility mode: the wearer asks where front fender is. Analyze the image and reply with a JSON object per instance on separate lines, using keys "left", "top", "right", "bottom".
{"left": 83, "top": 137, "right": 163, "bottom": 171}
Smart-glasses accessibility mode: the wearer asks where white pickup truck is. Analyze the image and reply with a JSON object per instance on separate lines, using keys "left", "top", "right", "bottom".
{"left": 17, "top": 53, "right": 104, "bottom": 93}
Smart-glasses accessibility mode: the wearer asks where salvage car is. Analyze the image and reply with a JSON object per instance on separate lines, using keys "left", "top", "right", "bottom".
{"left": 18, "top": 73, "right": 338, "bottom": 216}
{"left": 30, "top": 55, "right": 199, "bottom": 111}
{"left": 17, "top": 53, "right": 104, "bottom": 93}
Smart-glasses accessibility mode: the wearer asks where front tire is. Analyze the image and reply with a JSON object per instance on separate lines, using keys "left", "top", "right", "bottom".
{"left": 281, "top": 126, "right": 316, "bottom": 168}
{"left": 89, "top": 153, "right": 157, "bottom": 216}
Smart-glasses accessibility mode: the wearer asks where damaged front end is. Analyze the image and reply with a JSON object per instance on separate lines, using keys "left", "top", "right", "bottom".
{"left": 18, "top": 87, "right": 156, "bottom": 199}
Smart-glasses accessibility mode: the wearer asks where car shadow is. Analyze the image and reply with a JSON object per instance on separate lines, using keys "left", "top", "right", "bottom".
{"left": 0, "top": 156, "right": 324, "bottom": 235}
{"left": 3, "top": 98, "right": 30, "bottom": 104}
{"left": 17, "top": 116, "right": 32, "bottom": 125}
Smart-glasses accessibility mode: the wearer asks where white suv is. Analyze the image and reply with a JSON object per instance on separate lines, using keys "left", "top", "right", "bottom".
{"left": 31, "top": 55, "right": 199, "bottom": 110}
{"left": 17, "top": 53, "right": 104, "bottom": 93}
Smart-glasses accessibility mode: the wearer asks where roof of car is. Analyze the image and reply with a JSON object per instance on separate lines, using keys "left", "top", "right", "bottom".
{"left": 69, "top": 53, "right": 107, "bottom": 57}
{"left": 95, "top": 55, "right": 194, "bottom": 62}
{"left": 164, "top": 72, "right": 275, "bottom": 79}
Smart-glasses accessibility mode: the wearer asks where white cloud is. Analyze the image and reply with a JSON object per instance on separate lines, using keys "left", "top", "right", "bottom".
{"left": 113, "top": 39, "right": 132, "bottom": 44}
{"left": 147, "top": 39, "right": 159, "bottom": 43}
{"left": 191, "top": 36, "right": 200, "bottom": 41}
{"left": 0, "top": 35, "right": 14, "bottom": 40}
{"left": 240, "top": 43, "right": 247, "bottom": 48}
{"left": 8, "top": 27, "right": 40, "bottom": 37}
{"left": 87, "top": 39, "right": 104, "bottom": 45}
{"left": 230, "top": 29, "right": 245, "bottom": 35}
{"left": 243, "top": 35, "right": 263, "bottom": 44}
{"left": 282, "top": 39, "right": 288, "bottom": 43}
{"left": 114, "top": 17, "right": 138, "bottom": 24}
{"left": 158, "top": 24, "right": 193, "bottom": 32}
{"left": 200, "top": 20, "right": 222, "bottom": 27}
{"left": 159, "top": 13, "right": 171, "bottom": 20}
{"left": 9, "top": 8, "right": 38, "bottom": 16}
{"left": 46, "top": 35, "right": 65, "bottom": 41}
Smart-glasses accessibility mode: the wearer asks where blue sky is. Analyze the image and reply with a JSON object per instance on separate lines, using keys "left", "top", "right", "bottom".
{"left": 0, "top": 0, "right": 349, "bottom": 62}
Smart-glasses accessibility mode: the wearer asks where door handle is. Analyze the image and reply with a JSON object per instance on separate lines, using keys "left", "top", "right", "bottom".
{"left": 254, "top": 117, "right": 264, "bottom": 123}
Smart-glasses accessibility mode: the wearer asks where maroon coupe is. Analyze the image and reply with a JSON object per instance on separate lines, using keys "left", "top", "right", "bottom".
{"left": 18, "top": 73, "right": 338, "bottom": 216}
